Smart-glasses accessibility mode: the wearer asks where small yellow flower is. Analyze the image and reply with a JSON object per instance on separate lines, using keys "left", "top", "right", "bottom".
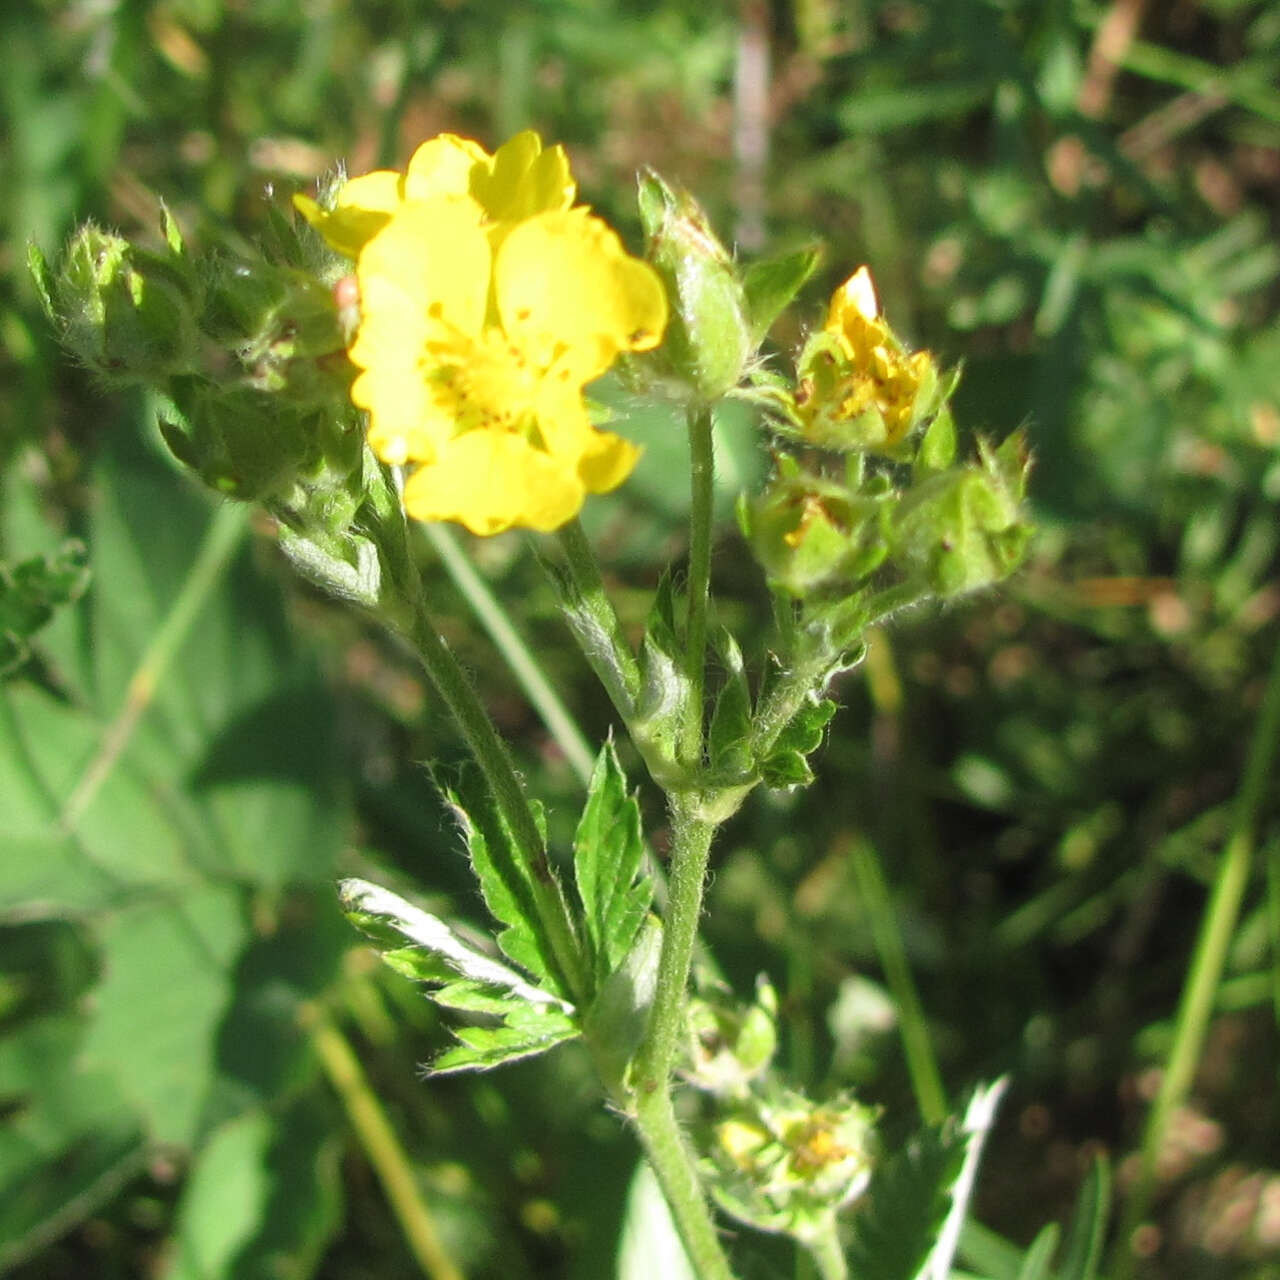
{"left": 317, "top": 133, "right": 666, "bottom": 535}
{"left": 794, "top": 265, "right": 937, "bottom": 453}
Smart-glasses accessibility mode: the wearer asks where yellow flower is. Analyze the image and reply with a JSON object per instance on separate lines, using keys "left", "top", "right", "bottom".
{"left": 794, "top": 265, "right": 937, "bottom": 453}
{"left": 294, "top": 130, "right": 576, "bottom": 260}
{"left": 337, "top": 138, "right": 666, "bottom": 535}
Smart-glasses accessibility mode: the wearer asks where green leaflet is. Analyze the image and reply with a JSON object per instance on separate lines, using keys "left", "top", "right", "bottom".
{"left": 707, "top": 627, "right": 753, "bottom": 779}
{"left": 338, "top": 879, "right": 572, "bottom": 1015}
{"left": 0, "top": 541, "right": 90, "bottom": 677}
{"left": 573, "top": 742, "right": 651, "bottom": 984}
{"left": 338, "top": 878, "right": 579, "bottom": 1076}
{"left": 844, "top": 1080, "right": 1005, "bottom": 1280}
{"left": 442, "top": 764, "right": 566, "bottom": 997}
{"left": 741, "top": 244, "right": 822, "bottom": 346}
{"left": 431, "top": 1007, "right": 579, "bottom": 1075}
{"left": 759, "top": 697, "right": 838, "bottom": 789}
{"left": 1055, "top": 1157, "right": 1110, "bottom": 1280}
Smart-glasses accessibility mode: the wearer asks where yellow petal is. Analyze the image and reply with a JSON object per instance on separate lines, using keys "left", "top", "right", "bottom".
{"left": 402, "top": 431, "right": 585, "bottom": 534}
{"left": 828, "top": 266, "right": 880, "bottom": 330}
{"left": 403, "top": 135, "right": 490, "bottom": 203}
{"left": 577, "top": 430, "right": 640, "bottom": 495}
{"left": 471, "top": 130, "right": 576, "bottom": 223}
{"left": 353, "top": 197, "right": 491, "bottom": 349}
{"left": 351, "top": 359, "right": 448, "bottom": 465}
{"left": 294, "top": 169, "right": 405, "bottom": 258}
{"left": 496, "top": 209, "right": 667, "bottom": 382}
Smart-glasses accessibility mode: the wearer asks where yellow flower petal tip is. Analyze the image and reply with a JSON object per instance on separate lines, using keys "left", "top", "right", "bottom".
{"left": 330, "top": 130, "right": 664, "bottom": 534}
{"left": 835, "top": 266, "right": 880, "bottom": 323}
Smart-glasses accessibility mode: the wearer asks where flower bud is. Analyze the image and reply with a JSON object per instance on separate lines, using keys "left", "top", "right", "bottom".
{"left": 891, "top": 429, "right": 1033, "bottom": 597}
{"left": 637, "top": 170, "right": 753, "bottom": 401}
{"left": 705, "top": 1087, "right": 877, "bottom": 1242}
{"left": 791, "top": 266, "right": 940, "bottom": 454}
{"left": 157, "top": 378, "right": 353, "bottom": 503}
{"left": 45, "top": 224, "right": 200, "bottom": 383}
{"left": 741, "top": 455, "right": 892, "bottom": 598}
{"left": 202, "top": 258, "right": 350, "bottom": 405}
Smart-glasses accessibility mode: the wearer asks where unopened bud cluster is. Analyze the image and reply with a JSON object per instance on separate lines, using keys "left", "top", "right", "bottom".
{"left": 739, "top": 266, "right": 1032, "bottom": 616}
{"left": 30, "top": 204, "right": 360, "bottom": 509}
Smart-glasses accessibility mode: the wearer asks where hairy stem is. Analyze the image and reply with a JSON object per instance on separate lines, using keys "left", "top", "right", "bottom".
{"left": 631, "top": 800, "right": 733, "bottom": 1278}
{"left": 404, "top": 587, "right": 589, "bottom": 1005}
{"left": 425, "top": 522, "right": 595, "bottom": 786}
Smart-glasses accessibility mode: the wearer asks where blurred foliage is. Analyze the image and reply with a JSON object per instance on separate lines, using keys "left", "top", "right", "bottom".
{"left": 3, "top": 1, "right": 1280, "bottom": 1277}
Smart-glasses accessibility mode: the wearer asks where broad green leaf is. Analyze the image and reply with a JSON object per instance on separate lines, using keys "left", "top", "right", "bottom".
{"left": 741, "top": 244, "right": 822, "bottom": 345}
{"left": 227, "top": 1097, "right": 344, "bottom": 1280}
{"left": 168, "top": 1098, "right": 343, "bottom": 1280}
{"left": 1, "top": 431, "right": 345, "bottom": 909}
{"left": 430, "top": 1005, "right": 578, "bottom": 1075}
{"left": 80, "top": 884, "right": 247, "bottom": 1148}
{"left": 583, "top": 916, "right": 662, "bottom": 1092}
{"left": 573, "top": 742, "right": 650, "bottom": 983}
{"left": 84, "top": 431, "right": 344, "bottom": 889}
{"left": 0, "top": 1013, "right": 145, "bottom": 1272}
{"left": 169, "top": 1110, "right": 274, "bottom": 1280}
{"left": 1056, "top": 1157, "right": 1110, "bottom": 1280}
{"left": 442, "top": 766, "right": 566, "bottom": 996}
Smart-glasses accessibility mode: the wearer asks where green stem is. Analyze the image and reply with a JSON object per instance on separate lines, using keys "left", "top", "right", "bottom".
{"left": 555, "top": 517, "right": 643, "bottom": 720}
{"left": 806, "top": 1218, "right": 849, "bottom": 1280}
{"left": 634, "top": 1087, "right": 735, "bottom": 1280}
{"left": 631, "top": 800, "right": 734, "bottom": 1279}
{"left": 681, "top": 404, "right": 716, "bottom": 767}
{"left": 1112, "top": 626, "right": 1280, "bottom": 1275}
{"left": 424, "top": 522, "right": 595, "bottom": 786}
{"left": 404, "top": 586, "right": 589, "bottom": 1006}
{"left": 309, "top": 1012, "right": 464, "bottom": 1280}
{"left": 848, "top": 837, "right": 947, "bottom": 1126}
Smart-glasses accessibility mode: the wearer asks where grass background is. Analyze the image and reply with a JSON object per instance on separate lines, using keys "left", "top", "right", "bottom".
{"left": 3, "top": 1, "right": 1280, "bottom": 1276}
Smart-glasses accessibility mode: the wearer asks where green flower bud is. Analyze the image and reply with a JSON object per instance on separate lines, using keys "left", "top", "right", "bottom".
{"left": 741, "top": 454, "right": 892, "bottom": 597}
{"left": 705, "top": 1087, "right": 878, "bottom": 1243}
{"left": 684, "top": 977, "right": 779, "bottom": 1099}
{"left": 202, "top": 258, "right": 348, "bottom": 381}
{"left": 44, "top": 224, "right": 200, "bottom": 383}
{"left": 891, "top": 429, "right": 1033, "bottom": 597}
{"left": 158, "top": 377, "right": 357, "bottom": 503}
{"left": 637, "top": 170, "right": 752, "bottom": 401}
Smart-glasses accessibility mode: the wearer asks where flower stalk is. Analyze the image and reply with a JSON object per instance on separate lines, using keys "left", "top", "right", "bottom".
{"left": 404, "top": 573, "right": 589, "bottom": 1006}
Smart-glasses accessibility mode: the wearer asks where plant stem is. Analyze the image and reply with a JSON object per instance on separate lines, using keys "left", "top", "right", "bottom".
{"left": 681, "top": 404, "right": 716, "bottom": 767}
{"left": 749, "top": 651, "right": 829, "bottom": 761}
{"left": 405, "top": 587, "right": 589, "bottom": 1006}
{"left": 631, "top": 800, "right": 734, "bottom": 1279}
{"left": 1112, "top": 626, "right": 1280, "bottom": 1276}
{"left": 424, "top": 522, "right": 596, "bottom": 786}
{"left": 806, "top": 1218, "right": 849, "bottom": 1280}
{"left": 308, "top": 1011, "right": 464, "bottom": 1280}
{"left": 847, "top": 837, "right": 947, "bottom": 1126}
